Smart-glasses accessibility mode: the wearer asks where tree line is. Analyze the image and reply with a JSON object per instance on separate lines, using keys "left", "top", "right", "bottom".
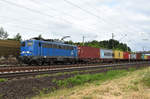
{"left": 0, "top": 27, "right": 22, "bottom": 41}
{"left": 65, "top": 39, "right": 131, "bottom": 52}
{"left": 0, "top": 26, "right": 131, "bottom": 51}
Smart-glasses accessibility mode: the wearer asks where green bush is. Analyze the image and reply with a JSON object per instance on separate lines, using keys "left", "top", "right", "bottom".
{"left": 129, "top": 68, "right": 136, "bottom": 71}
{"left": 0, "top": 78, "right": 7, "bottom": 82}
{"left": 56, "top": 70, "right": 128, "bottom": 87}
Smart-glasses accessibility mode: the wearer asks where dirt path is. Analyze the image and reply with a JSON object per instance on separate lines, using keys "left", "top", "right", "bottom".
{"left": 33, "top": 67, "right": 150, "bottom": 99}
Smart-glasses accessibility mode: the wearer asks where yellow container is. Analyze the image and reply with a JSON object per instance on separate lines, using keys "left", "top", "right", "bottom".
{"left": 113, "top": 50, "right": 123, "bottom": 59}
{"left": 144, "top": 55, "right": 148, "bottom": 59}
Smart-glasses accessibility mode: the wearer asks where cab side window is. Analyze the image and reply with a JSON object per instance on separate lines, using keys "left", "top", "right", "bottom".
{"left": 21, "top": 42, "right": 25, "bottom": 47}
{"left": 39, "top": 42, "right": 41, "bottom": 47}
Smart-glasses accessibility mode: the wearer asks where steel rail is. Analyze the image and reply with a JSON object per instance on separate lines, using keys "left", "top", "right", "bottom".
{"left": 0, "top": 61, "right": 149, "bottom": 73}
{"left": 0, "top": 62, "right": 150, "bottom": 79}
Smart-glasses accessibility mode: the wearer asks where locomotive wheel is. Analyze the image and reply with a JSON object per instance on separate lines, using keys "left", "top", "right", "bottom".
{"left": 50, "top": 61, "right": 54, "bottom": 65}
{"left": 38, "top": 61, "right": 43, "bottom": 66}
{"left": 29, "top": 61, "right": 34, "bottom": 66}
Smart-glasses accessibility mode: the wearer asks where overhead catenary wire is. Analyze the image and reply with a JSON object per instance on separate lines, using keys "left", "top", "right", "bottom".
{"left": 63, "top": 0, "right": 119, "bottom": 29}
{"left": 63, "top": 0, "right": 141, "bottom": 42}
{"left": 1, "top": 0, "right": 102, "bottom": 31}
{"left": 63, "top": 0, "right": 130, "bottom": 40}
{"left": 0, "top": 15, "right": 48, "bottom": 28}
{"left": 0, "top": 16, "right": 53, "bottom": 34}
{"left": 63, "top": 0, "right": 128, "bottom": 41}
{"left": 1, "top": 0, "right": 103, "bottom": 33}
{"left": 79, "top": 0, "right": 140, "bottom": 33}
{"left": 1, "top": 0, "right": 128, "bottom": 37}
{"left": 31, "top": 0, "right": 81, "bottom": 20}
{"left": 0, "top": 0, "right": 143, "bottom": 37}
{"left": 31, "top": 0, "right": 110, "bottom": 34}
{"left": 63, "top": 0, "right": 106, "bottom": 24}
{"left": 30, "top": 0, "right": 107, "bottom": 37}
{"left": 0, "top": 0, "right": 108, "bottom": 39}
{"left": 0, "top": 0, "right": 73, "bottom": 24}
{"left": 0, "top": 0, "right": 145, "bottom": 50}
{"left": 0, "top": 0, "right": 54, "bottom": 17}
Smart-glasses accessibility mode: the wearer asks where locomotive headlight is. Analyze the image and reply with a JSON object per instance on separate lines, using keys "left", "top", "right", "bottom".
{"left": 22, "top": 51, "right": 25, "bottom": 54}
{"left": 21, "top": 51, "right": 31, "bottom": 54}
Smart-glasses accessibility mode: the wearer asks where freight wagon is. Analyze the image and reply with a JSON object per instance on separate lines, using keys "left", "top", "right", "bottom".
{"left": 144, "top": 55, "right": 148, "bottom": 60}
{"left": 100, "top": 49, "right": 113, "bottom": 63}
{"left": 113, "top": 50, "right": 124, "bottom": 62}
{"left": 0, "top": 40, "right": 20, "bottom": 58}
{"left": 78, "top": 46, "right": 100, "bottom": 63}
{"left": 123, "top": 52, "right": 130, "bottom": 60}
{"left": 141, "top": 54, "right": 145, "bottom": 60}
{"left": 147, "top": 56, "right": 150, "bottom": 60}
{"left": 136, "top": 53, "right": 142, "bottom": 60}
{"left": 130, "top": 53, "right": 136, "bottom": 61}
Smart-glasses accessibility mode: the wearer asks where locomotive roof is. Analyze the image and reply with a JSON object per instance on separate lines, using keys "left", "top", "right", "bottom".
{"left": 24, "top": 39, "right": 76, "bottom": 47}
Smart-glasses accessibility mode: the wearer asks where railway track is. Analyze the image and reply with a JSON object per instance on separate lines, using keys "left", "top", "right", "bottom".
{"left": 0, "top": 61, "right": 148, "bottom": 73}
{"left": 0, "top": 62, "right": 111, "bottom": 68}
{"left": 0, "top": 61, "right": 150, "bottom": 79}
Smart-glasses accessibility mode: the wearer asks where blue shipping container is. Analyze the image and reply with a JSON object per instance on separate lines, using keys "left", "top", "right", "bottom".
{"left": 141, "top": 54, "right": 145, "bottom": 59}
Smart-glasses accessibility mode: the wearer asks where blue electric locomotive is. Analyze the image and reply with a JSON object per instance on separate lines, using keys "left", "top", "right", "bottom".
{"left": 19, "top": 39, "right": 78, "bottom": 65}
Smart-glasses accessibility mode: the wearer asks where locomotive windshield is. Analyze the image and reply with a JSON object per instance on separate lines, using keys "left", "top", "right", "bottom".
{"left": 27, "top": 41, "right": 33, "bottom": 46}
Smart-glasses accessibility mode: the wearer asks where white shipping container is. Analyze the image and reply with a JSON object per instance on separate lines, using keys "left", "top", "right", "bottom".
{"left": 100, "top": 49, "right": 113, "bottom": 59}
{"left": 130, "top": 54, "right": 136, "bottom": 59}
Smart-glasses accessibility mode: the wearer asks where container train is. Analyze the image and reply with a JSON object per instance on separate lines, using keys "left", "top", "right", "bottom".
{"left": 19, "top": 39, "right": 150, "bottom": 65}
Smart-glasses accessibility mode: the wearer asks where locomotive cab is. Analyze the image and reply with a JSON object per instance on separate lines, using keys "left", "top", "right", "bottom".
{"left": 19, "top": 40, "right": 34, "bottom": 64}
{"left": 21, "top": 40, "right": 33, "bottom": 56}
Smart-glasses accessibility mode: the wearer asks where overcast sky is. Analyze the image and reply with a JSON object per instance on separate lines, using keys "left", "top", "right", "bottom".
{"left": 0, "top": 0, "right": 150, "bottom": 51}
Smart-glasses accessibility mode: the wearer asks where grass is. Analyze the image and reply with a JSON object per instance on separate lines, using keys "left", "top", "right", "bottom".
{"left": 142, "top": 71, "right": 150, "bottom": 87}
{"left": 35, "top": 71, "right": 80, "bottom": 78}
{"left": 33, "top": 69, "right": 131, "bottom": 98}
{"left": 52, "top": 67, "right": 137, "bottom": 88}
{"left": 0, "top": 94, "right": 3, "bottom": 99}
{"left": 0, "top": 78, "right": 7, "bottom": 82}
{"left": 35, "top": 74, "right": 50, "bottom": 78}
{"left": 32, "top": 67, "right": 150, "bottom": 99}
{"left": 56, "top": 70, "right": 128, "bottom": 88}
{"left": 35, "top": 69, "right": 104, "bottom": 79}
{"left": 127, "top": 85, "right": 139, "bottom": 91}
{"left": 82, "top": 96, "right": 92, "bottom": 99}
{"left": 128, "top": 67, "right": 136, "bottom": 71}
